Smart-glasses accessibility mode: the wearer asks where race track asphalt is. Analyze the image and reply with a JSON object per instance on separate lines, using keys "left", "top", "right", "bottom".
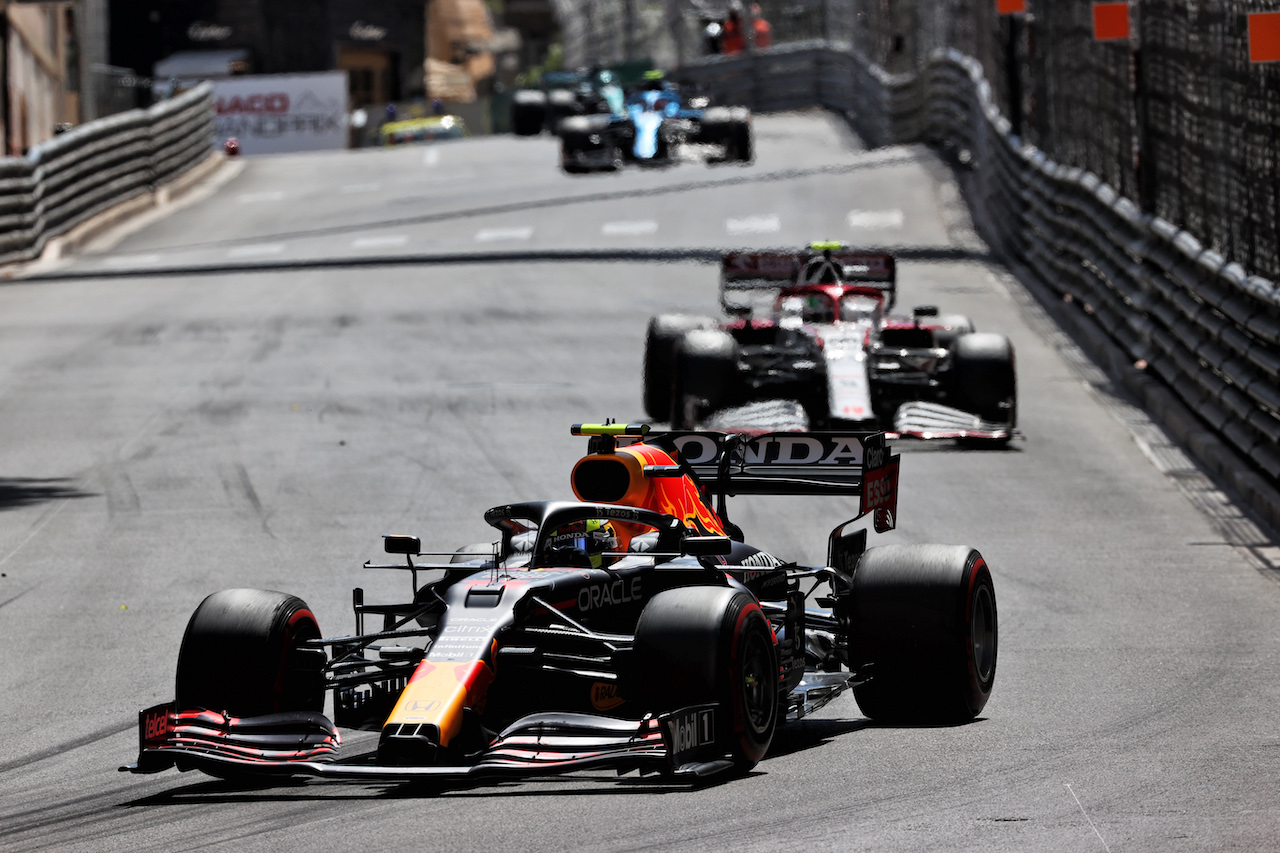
{"left": 2, "top": 111, "right": 1278, "bottom": 852}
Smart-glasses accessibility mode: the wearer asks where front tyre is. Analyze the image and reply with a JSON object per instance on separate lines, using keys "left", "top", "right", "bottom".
{"left": 949, "top": 332, "right": 1016, "bottom": 427}
{"left": 671, "top": 328, "right": 739, "bottom": 428}
{"left": 728, "top": 108, "right": 753, "bottom": 163}
{"left": 850, "top": 545, "right": 997, "bottom": 723}
{"left": 175, "top": 588, "right": 324, "bottom": 717}
{"left": 642, "top": 314, "right": 713, "bottom": 421}
{"left": 634, "top": 586, "right": 778, "bottom": 771}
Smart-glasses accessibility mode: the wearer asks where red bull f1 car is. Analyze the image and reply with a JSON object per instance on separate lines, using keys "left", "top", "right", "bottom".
{"left": 122, "top": 423, "right": 997, "bottom": 786}
{"left": 643, "top": 244, "right": 1017, "bottom": 441}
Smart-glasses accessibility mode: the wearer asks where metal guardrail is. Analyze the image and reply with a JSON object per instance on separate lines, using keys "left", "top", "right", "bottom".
{"left": 678, "top": 43, "right": 1280, "bottom": 495}
{"left": 0, "top": 83, "right": 214, "bottom": 265}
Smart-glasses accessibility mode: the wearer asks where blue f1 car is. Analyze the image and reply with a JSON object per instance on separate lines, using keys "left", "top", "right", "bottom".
{"left": 559, "top": 74, "right": 752, "bottom": 173}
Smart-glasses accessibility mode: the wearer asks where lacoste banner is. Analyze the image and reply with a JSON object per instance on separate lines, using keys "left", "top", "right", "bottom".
{"left": 211, "top": 72, "right": 348, "bottom": 155}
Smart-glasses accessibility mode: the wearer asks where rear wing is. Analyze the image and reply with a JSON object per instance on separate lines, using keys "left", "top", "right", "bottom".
{"left": 623, "top": 428, "right": 900, "bottom": 533}
{"left": 720, "top": 249, "right": 897, "bottom": 314}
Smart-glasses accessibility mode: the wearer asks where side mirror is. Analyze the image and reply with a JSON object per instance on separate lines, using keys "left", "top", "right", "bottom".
{"left": 682, "top": 535, "right": 733, "bottom": 557}
{"left": 913, "top": 304, "right": 939, "bottom": 317}
{"left": 383, "top": 535, "right": 421, "bottom": 555}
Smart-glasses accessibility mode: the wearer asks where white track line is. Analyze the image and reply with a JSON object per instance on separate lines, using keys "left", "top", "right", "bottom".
{"left": 0, "top": 500, "right": 68, "bottom": 570}
{"left": 602, "top": 220, "right": 658, "bottom": 236}
{"left": 228, "top": 243, "right": 285, "bottom": 258}
{"left": 352, "top": 235, "right": 409, "bottom": 249}
{"left": 103, "top": 254, "right": 161, "bottom": 267}
{"left": 474, "top": 226, "right": 533, "bottom": 242}
{"left": 236, "top": 191, "right": 285, "bottom": 204}
{"left": 846, "top": 208, "right": 904, "bottom": 229}
{"left": 726, "top": 214, "right": 780, "bottom": 234}
{"left": 1064, "top": 783, "right": 1111, "bottom": 852}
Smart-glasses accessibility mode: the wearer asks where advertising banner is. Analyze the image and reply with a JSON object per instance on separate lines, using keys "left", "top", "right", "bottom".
{"left": 212, "top": 72, "right": 348, "bottom": 155}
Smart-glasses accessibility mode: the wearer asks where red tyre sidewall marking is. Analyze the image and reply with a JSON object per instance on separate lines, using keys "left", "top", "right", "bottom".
{"left": 271, "top": 606, "right": 317, "bottom": 714}
{"left": 728, "top": 599, "right": 772, "bottom": 763}
{"left": 962, "top": 557, "right": 991, "bottom": 706}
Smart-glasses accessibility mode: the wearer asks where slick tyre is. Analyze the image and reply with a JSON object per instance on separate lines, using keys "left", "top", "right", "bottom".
{"left": 175, "top": 589, "right": 324, "bottom": 718}
{"left": 697, "top": 106, "right": 733, "bottom": 143}
{"left": 546, "top": 88, "right": 580, "bottom": 130}
{"left": 643, "top": 314, "right": 713, "bottom": 421}
{"left": 561, "top": 151, "right": 590, "bottom": 174}
{"left": 850, "top": 545, "right": 997, "bottom": 723}
{"left": 511, "top": 90, "right": 547, "bottom": 136}
{"left": 731, "top": 119, "right": 753, "bottom": 163}
{"left": 559, "top": 116, "right": 616, "bottom": 174}
{"left": 671, "top": 329, "right": 739, "bottom": 428}
{"left": 634, "top": 586, "right": 778, "bottom": 771}
{"left": 950, "top": 332, "right": 1016, "bottom": 426}
{"left": 726, "top": 108, "right": 753, "bottom": 162}
{"left": 698, "top": 107, "right": 751, "bottom": 162}
{"left": 559, "top": 118, "right": 592, "bottom": 173}
{"left": 451, "top": 542, "right": 496, "bottom": 563}
{"left": 931, "top": 314, "right": 975, "bottom": 350}
{"left": 557, "top": 115, "right": 593, "bottom": 138}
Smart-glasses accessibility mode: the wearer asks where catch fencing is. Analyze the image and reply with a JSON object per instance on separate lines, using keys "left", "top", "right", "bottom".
{"left": 0, "top": 82, "right": 214, "bottom": 266}
{"left": 550, "top": 0, "right": 1280, "bottom": 282}
{"left": 674, "top": 39, "right": 1280, "bottom": 513}
{"left": 742, "top": 0, "right": 1280, "bottom": 286}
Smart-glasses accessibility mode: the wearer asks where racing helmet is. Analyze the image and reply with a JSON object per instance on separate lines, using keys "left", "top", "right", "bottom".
{"left": 641, "top": 69, "right": 666, "bottom": 91}
{"left": 545, "top": 518, "right": 619, "bottom": 569}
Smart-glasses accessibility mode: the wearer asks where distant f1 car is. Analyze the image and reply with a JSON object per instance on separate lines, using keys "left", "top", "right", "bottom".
{"left": 380, "top": 115, "right": 466, "bottom": 145}
{"left": 123, "top": 423, "right": 996, "bottom": 787}
{"left": 511, "top": 67, "right": 625, "bottom": 137}
{"left": 559, "top": 74, "right": 751, "bottom": 173}
{"left": 643, "top": 243, "right": 1017, "bottom": 441}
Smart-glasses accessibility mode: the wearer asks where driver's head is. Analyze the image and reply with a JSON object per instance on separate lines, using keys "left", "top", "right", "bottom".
{"left": 546, "top": 518, "right": 618, "bottom": 569}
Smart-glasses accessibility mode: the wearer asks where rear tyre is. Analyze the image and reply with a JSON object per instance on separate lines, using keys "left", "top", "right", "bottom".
{"left": 800, "top": 376, "right": 831, "bottom": 428}
{"left": 451, "top": 542, "right": 496, "bottom": 563}
{"left": 728, "top": 109, "right": 753, "bottom": 162}
{"left": 698, "top": 108, "right": 752, "bottom": 163}
{"left": 949, "top": 332, "right": 1016, "bottom": 426}
{"left": 731, "top": 121, "right": 753, "bottom": 163}
{"left": 671, "top": 328, "right": 739, "bottom": 428}
{"left": 850, "top": 545, "right": 997, "bottom": 723}
{"left": 546, "top": 88, "right": 579, "bottom": 131}
{"left": 175, "top": 589, "right": 324, "bottom": 718}
{"left": 697, "top": 106, "right": 732, "bottom": 144}
{"left": 599, "top": 141, "right": 624, "bottom": 172}
{"left": 643, "top": 314, "right": 713, "bottom": 421}
{"left": 931, "top": 314, "right": 975, "bottom": 350}
{"left": 634, "top": 586, "right": 778, "bottom": 771}
{"left": 511, "top": 90, "right": 547, "bottom": 136}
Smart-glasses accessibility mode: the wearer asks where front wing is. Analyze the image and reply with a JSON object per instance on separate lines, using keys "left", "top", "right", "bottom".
{"left": 890, "top": 401, "right": 1015, "bottom": 441}
{"left": 121, "top": 703, "right": 733, "bottom": 782}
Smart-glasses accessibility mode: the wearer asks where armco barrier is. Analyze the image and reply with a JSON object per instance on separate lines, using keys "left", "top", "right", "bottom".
{"left": 0, "top": 83, "right": 214, "bottom": 266}
{"left": 678, "top": 43, "right": 1280, "bottom": 525}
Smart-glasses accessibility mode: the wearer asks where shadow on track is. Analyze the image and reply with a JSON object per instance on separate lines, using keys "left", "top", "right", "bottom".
{"left": 75, "top": 154, "right": 927, "bottom": 259}
{"left": 116, "top": 716, "right": 894, "bottom": 804}
{"left": 25, "top": 245, "right": 993, "bottom": 282}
